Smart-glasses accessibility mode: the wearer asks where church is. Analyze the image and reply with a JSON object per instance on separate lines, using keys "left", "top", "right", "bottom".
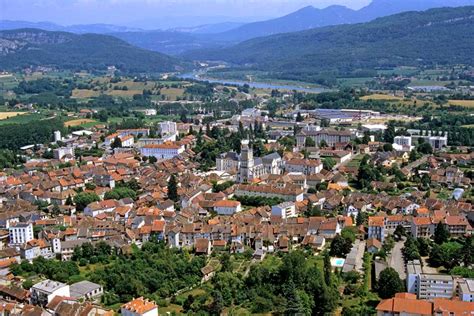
{"left": 216, "top": 140, "right": 283, "bottom": 183}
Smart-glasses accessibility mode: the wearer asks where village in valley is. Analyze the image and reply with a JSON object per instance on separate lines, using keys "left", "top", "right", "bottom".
{"left": 0, "top": 66, "right": 472, "bottom": 316}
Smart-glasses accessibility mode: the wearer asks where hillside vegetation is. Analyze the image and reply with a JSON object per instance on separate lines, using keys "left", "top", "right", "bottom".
{"left": 185, "top": 6, "right": 474, "bottom": 82}
{"left": 0, "top": 29, "right": 181, "bottom": 73}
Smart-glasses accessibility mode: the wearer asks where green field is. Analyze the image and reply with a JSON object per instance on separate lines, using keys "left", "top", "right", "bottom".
{"left": 0, "top": 113, "right": 46, "bottom": 126}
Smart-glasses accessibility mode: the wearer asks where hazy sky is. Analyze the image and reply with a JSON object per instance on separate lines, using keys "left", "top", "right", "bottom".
{"left": 0, "top": 0, "right": 372, "bottom": 27}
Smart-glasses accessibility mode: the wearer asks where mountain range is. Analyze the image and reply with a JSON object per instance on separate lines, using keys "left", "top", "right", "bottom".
{"left": 0, "top": 29, "right": 181, "bottom": 73}
{"left": 2, "top": 0, "right": 473, "bottom": 56}
{"left": 184, "top": 6, "right": 474, "bottom": 82}
{"left": 208, "top": 0, "right": 474, "bottom": 42}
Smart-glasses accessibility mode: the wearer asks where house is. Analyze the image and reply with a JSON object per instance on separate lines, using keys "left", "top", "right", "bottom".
{"left": 140, "top": 143, "right": 184, "bottom": 160}
{"left": 69, "top": 280, "right": 103, "bottom": 301}
{"left": 213, "top": 200, "right": 242, "bottom": 215}
{"left": 194, "top": 238, "right": 211, "bottom": 255}
{"left": 8, "top": 222, "right": 34, "bottom": 246}
{"left": 366, "top": 238, "right": 382, "bottom": 254}
{"left": 410, "top": 217, "right": 433, "bottom": 238}
{"left": 121, "top": 297, "right": 158, "bottom": 316}
{"left": 30, "top": 279, "right": 70, "bottom": 306}
{"left": 285, "top": 159, "right": 323, "bottom": 175}
{"left": 376, "top": 293, "right": 432, "bottom": 316}
{"left": 368, "top": 216, "right": 385, "bottom": 242}
{"left": 271, "top": 201, "right": 296, "bottom": 219}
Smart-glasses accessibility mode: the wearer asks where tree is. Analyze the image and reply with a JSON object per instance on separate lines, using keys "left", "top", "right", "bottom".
{"left": 167, "top": 174, "right": 179, "bottom": 202}
{"left": 296, "top": 112, "right": 304, "bottom": 122}
{"left": 319, "top": 140, "right": 328, "bottom": 148}
{"left": 356, "top": 211, "right": 367, "bottom": 226}
{"left": 323, "top": 157, "right": 336, "bottom": 170}
{"left": 74, "top": 192, "right": 100, "bottom": 212}
{"left": 434, "top": 222, "right": 450, "bottom": 244}
{"left": 104, "top": 187, "right": 137, "bottom": 200}
{"left": 383, "top": 143, "right": 393, "bottom": 152}
{"left": 377, "top": 268, "right": 404, "bottom": 299}
{"left": 329, "top": 234, "right": 352, "bottom": 257}
{"left": 393, "top": 225, "right": 406, "bottom": 240}
{"left": 384, "top": 122, "right": 396, "bottom": 143}
{"left": 402, "top": 236, "right": 420, "bottom": 261}
{"left": 111, "top": 137, "right": 122, "bottom": 149}
{"left": 417, "top": 142, "right": 433, "bottom": 154}
{"left": 323, "top": 252, "right": 331, "bottom": 286}
{"left": 65, "top": 195, "right": 73, "bottom": 206}
{"left": 305, "top": 137, "right": 316, "bottom": 147}
{"left": 429, "top": 242, "right": 463, "bottom": 269}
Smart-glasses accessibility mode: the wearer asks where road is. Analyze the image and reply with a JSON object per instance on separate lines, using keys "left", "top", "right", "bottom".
{"left": 388, "top": 240, "right": 406, "bottom": 280}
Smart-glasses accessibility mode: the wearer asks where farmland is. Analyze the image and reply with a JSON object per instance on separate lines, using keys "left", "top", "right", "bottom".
{"left": 448, "top": 100, "right": 474, "bottom": 108}
{"left": 0, "top": 111, "right": 28, "bottom": 120}
{"left": 64, "top": 118, "right": 98, "bottom": 127}
{"left": 360, "top": 94, "right": 403, "bottom": 101}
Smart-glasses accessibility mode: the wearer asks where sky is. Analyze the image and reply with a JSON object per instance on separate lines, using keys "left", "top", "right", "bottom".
{"left": 0, "top": 0, "right": 372, "bottom": 28}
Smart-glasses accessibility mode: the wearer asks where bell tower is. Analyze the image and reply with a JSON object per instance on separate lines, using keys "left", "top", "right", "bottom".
{"left": 238, "top": 139, "right": 254, "bottom": 183}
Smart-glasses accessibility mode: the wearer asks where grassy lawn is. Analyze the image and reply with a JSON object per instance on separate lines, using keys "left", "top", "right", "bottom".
{"left": 159, "top": 304, "right": 183, "bottom": 315}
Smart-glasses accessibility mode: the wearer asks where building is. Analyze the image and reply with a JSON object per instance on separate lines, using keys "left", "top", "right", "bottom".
{"left": 393, "top": 136, "right": 413, "bottom": 152}
{"left": 216, "top": 152, "right": 240, "bottom": 173}
{"left": 30, "top": 279, "right": 70, "bottom": 306}
{"left": 140, "top": 143, "right": 184, "bottom": 160}
{"left": 407, "top": 260, "right": 456, "bottom": 300}
{"left": 271, "top": 201, "right": 296, "bottom": 219}
{"left": 69, "top": 280, "right": 103, "bottom": 301}
{"left": 8, "top": 223, "right": 34, "bottom": 246}
{"left": 159, "top": 121, "right": 177, "bottom": 136}
{"left": 121, "top": 297, "right": 158, "bottom": 316}
{"left": 457, "top": 278, "right": 474, "bottom": 302}
{"left": 53, "top": 147, "right": 74, "bottom": 160}
{"left": 285, "top": 159, "right": 323, "bottom": 175}
{"left": 368, "top": 216, "right": 385, "bottom": 242}
{"left": 236, "top": 140, "right": 282, "bottom": 183}
{"left": 120, "top": 135, "right": 135, "bottom": 148}
{"left": 376, "top": 293, "right": 433, "bottom": 316}
{"left": 54, "top": 130, "right": 62, "bottom": 142}
{"left": 296, "top": 128, "right": 353, "bottom": 148}
{"left": 213, "top": 200, "right": 242, "bottom": 215}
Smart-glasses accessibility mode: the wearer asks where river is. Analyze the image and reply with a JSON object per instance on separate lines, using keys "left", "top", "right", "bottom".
{"left": 179, "top": 72, "right": 329, "bottom": 93}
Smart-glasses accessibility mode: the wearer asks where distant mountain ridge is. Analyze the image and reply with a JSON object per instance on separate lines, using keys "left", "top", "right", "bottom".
{"left": 0, "top": 20, "right": 142, "bottom": 34}
{"left": 184, "top": 6, "right": 474, "bottom": 82}
{"left": 209, "top": 0, "right": 474, "bottom": 42}
{"left": 0, "top": 28, "right": 180, "bottom": 73}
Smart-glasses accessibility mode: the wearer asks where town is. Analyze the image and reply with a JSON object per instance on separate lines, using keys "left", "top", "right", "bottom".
{"left": 0, "top": 70, "right": 472, "bottom": 315}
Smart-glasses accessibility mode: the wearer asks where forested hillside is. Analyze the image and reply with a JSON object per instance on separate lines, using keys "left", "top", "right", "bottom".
{"left": 185, "top": 6, "right": 474, "bottom": 82}
{"left": 0, "top": 29, "right": 181, "bottom": 73}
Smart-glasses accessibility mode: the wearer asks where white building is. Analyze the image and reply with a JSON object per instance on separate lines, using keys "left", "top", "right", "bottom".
{"left": 393, "top": 136, "right": 413, "bottom": 152}
{"left": 296, "top": 128, "right": 353, "bottom": 148}
{"left": 121, "top": 297, "right": 158, "bottom": 316}
{"left": 54, "top": 130, "right": 62, "bottom": 142}
{"left": 31, "top": 279, "right": 70, "bottom": 306}
{"left": 8, "top": 223, "right": 34, "bottom": 246}
{"left": 407, "top": 260, "right": 456, "bottom": 300}
{"left": 140, "top": 143, "right": 184, "bottom": 160}
{"left": 271, "top": 201, "right": 296, "bottom": 219}
{"left": 120, "top": 135, "right": 135, "bottom": 148}
{"left": 213, "top": 200, "right": 242, "bottom": 215}
{"left": 70, "top": 280, "right": 103, "bottom": 301}
{"left": 159, "top": 121, "right": 177, "bottom": 136}
{"left": 285, "top": 159, "right": 323, "bottom": 175}
{"left": 458, "top": 279, "right": 474, "bottom": 302}
{"left": 53, "top": 147, "right": 74, "bottom": 160}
